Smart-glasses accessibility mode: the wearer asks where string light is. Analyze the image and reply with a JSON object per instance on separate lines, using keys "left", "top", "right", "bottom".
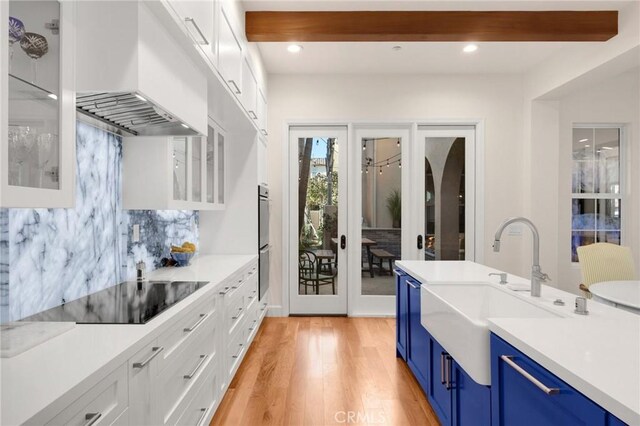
{"left": 379, "top": 167, "right": 383, "bottom": 175}
{"left": 386, "top": 160, "right": 390, "bottom": 167}
{"left": 397, "top": 139, "right": 400, "bottom": 147}
{"left": 362, "top": 140, "right": 367, "bottom": 151}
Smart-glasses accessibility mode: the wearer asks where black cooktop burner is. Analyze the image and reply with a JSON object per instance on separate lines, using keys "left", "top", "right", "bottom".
{"left": 23, "top": 280, "right": 209, "bottom": 324}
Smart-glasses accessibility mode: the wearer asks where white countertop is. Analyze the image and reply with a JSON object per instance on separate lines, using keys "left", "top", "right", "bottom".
{"left": 0, "top": 254, "right": 256, "bottom": 426}
{"left": 396, "top": 260, "right": 640, "bottom": 425}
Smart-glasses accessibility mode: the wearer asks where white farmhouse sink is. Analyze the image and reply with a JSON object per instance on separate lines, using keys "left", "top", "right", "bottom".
{"left": 421, "top": 283, "right": 562, "bottom": 385}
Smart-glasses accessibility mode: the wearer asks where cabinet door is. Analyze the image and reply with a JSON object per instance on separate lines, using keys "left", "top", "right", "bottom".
{"left": 241, "top": 57, "right": 258, "bottom": 120}
{"left": 257, "top": 88, "right": 268, "bottom": 136}
{"left": 407, "top": 278, "right": 430, "bottom": 392}
{"left": 394, "top": 269, "right": 408, "bottom": 360}
{"left": 169, "top": 0, "right": 215, "bottom": 65}
{"left": 172, "top": 137, "right": 188, "bottom": 202}
{"left": 257, "top": 136, "right": 267, "bottom": 186}
{"left": 452, "top": 361, "right": 491, "bottom": 426}
{"left": 491, "top": 334, "right": 607, "bottom": 426}
{"left": 191, "top": 136, "right": 203, "bottom": 203}
{"left": 429, "top": 337, "right": 452, "bottom": 426}
{"left": 218, "top": 7, "right": 243, "bottom": 97}
{"left": 206, "top": 124, "right": 216, "bottom": 205}
{"left": 217, "top": 130, "right": 225, "bottom": 205}
{"left": 3, "top": 0, "right": 75, "bottom": 208}
{"left": 129, "top": 341, "right": 163, "bottom": 426}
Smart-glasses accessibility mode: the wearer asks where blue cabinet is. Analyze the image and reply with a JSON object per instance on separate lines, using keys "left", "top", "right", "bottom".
{"left": 395, "top": 269, "right": 408, "bottom": 360}
{"left": 452, "top": 362, "right": 491, "bottom": 426}
{"left": 407, "top": 276, "right": 430, "bottom": 391}
{"left": 429, "top": 337, "right": 453, "bottom": 426}
{"left": 491, "top": 334, "right": 608, "bottom": 426}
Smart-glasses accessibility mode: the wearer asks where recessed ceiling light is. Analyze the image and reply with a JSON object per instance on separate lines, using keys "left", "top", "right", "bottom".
{"left": 135, "top": 94, "right": 147, "bottom": 102}
{"left": 47, "top": 93, "right": 57, "bottom": 100}
{"left": 579, "top": 138, "right": 589, "bottom": 143}
{"left": 602, "top": 146, "right": 614, "bottom": 150}
{"left": 463, "top": 44, "right": 478, "bottom": 53}
{"left": 392, "top": 45, "right": 402, "bottom": 51}
{"left": 287, "top": 44, "right": 303, "bottom": 53}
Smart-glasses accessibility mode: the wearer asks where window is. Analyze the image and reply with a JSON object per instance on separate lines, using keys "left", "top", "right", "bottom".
{"left": 571, "top": 126, "right": 622, "bottom": 262}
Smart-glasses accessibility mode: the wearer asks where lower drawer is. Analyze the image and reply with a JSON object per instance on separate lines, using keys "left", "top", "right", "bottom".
{"left": 174, "top": 363, "right": 219, "bottom": 426}
{"left": 159, "top": 313, "right": 218, "bottom": 425}
{"left": 226, "top": 328, "right": 246, "bottom": 378}
{"left": 46, "top": 363, "right": 128, "bottom": 426}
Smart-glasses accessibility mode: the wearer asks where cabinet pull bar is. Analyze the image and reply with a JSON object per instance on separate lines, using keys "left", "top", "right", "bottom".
{"left": 133, "top": 346, "right": 164, "bottom": 369}
{"left": 407, "top": 280, "right": 420, "bottom": 290}
{"left": 261, "top": 129, "right": 268, "bottom": 136}
{"left": 248, "top": 110, "right": 258, "bottom": 120}
{"left": 184, "top": 313, "right": 208, "bottom": 332}
{"left": 232, "top": 307, "right": 244, "bottom": 320}
{"left": 196, "top": 408, "right": 208, "bottom": 426}
{"left": 440, "top": 352, "right": 446, "bottom": 384}
{"left": 232, "top": 343, "right": 244, "bottom": 359}
{"left": 501, "top": 355, "right": 560, "bottom": 395}
{"left": 184, "top": 354, "right": 208, "bottom": 379}
{"left": 445, "top": 355, "right": 453, "bottom": 390}
{"left": 84, "top": 412, "right": 102, "bottom": 426}
{"left": 228, "top": 80, "right": 242, "bottom": 95}
{"left": 219, "top": 286, "right": 231, "bottom": 295}
{"left": 393, "top": 269, "right": 404, "bottom": 278}
{"left": 184, "top": 18, "right": 209, "bottom": 45}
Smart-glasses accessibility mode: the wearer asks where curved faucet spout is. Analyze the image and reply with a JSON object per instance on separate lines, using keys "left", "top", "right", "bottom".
{"left": 492, "top": 217, "right": 547, "bottom": 297}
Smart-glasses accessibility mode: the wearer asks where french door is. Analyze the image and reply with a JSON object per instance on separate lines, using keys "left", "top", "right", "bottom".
{"left": 289, "top": 126, "right": 348, "bottom": 314}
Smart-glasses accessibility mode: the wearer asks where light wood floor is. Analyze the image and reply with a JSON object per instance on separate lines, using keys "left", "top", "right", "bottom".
{"left": 211, "top": 317, "right": 440, "bottom": 426}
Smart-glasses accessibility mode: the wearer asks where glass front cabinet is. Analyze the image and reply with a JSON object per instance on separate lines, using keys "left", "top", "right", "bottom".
{"left": 1, "top": 0, "right": 76, "bottom": 207}
{"left": 122, "top": 120, "right": 225, "bottom": 211}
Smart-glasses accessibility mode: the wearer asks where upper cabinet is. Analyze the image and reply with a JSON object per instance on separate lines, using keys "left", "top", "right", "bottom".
{"left": 122, "top": 120, "right": 225, "bottom": 211}
{"left": 218, "top": 6, "right": 243, "bottom": 99}
{"left": 75, "top": 1, "right": 208, "bottom": 136}
{"left": 167, "top": 0, "right": 217, "bottom": 68}
{"left": 241, "top": 57, "right": 258, "bottom": 121}
{"left": 257, "top": 88, "right": 268, "bottom": 136}
{"left": 1, "top": 0, "right": 76, "bottom": 208}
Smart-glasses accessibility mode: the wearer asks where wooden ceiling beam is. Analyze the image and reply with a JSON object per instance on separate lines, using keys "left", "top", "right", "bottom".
{"left": 245, "top": 11, "right": 618, "bottom": 42}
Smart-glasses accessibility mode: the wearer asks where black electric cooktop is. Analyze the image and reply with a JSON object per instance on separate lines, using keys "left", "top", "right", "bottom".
{"left": 23, "top": 280, "right": 210, "bottom": 324}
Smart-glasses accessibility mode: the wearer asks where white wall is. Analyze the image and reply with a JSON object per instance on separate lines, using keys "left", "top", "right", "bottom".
{"left": 266, "top": 74, "right": 527, "bottom": 314}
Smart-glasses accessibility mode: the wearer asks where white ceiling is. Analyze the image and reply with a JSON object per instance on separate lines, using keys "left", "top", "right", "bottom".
{"left": 243, "top": 0, "right": 634, "bottom": 75}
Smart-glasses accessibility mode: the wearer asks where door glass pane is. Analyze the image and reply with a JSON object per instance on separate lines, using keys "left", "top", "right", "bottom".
{"left": 424, "top": 137, "right": 466, "bottom": 261}
{"left": 192, "top": 137, "right": 202, "bottom": 202}
{"left": 217, "top": 133, "right": 225, "bottom": 204}
{"left": 173, "top": 137, "right": 187, "bottom": 201}
{"left": 8, "top": 0, "right": 61, "bottom": 189}
{"left": 361, "top": 137, "right": 401, "bottom": 296}
{"left": 297, "top": 137, "right": 339, "bottom": 296}
{"left": 595, "top": 128, "right": 620, "bottom": 194}
{"left": 206, "top": 126, "right": 215, "bottom": 203}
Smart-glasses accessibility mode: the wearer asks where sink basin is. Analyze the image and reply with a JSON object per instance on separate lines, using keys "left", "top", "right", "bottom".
{"left": 421, "top": 282, "right": 562, "bottom": 385}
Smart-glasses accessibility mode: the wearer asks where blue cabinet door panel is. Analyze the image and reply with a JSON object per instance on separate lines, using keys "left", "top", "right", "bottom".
{"left": 452, "top": 362, "right": 491, "bottom": 426}
{"left": 407, "top": 278, "right": 430, "bottom": 392}
{"left": 395, "top": 269, "right": 408, "bottom": 360}
{"left": 491, "top": 334, "right": 607, "bottom": 426}
{"left": 429, "top": 337, "right": 452, "bottom": 426}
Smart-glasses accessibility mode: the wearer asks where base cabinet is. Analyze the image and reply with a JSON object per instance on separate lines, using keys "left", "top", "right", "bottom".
{"left": 394, "top": 270, "right": 408, "bottom": 360}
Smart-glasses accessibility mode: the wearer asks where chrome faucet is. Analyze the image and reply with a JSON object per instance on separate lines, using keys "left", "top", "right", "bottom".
{"left": 492, "top": 217, "right": 549, "bottom": 297}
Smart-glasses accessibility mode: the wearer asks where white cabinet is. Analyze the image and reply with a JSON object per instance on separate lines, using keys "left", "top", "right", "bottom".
{"left": 258, "top": 136, "right": 268, "bottom": 187}
{"left": 241, "top": 57, "right": 258, "bottom": 121}
{"left": 257, "top": 88, "right": 268, "bottom": 137}
{"left": 122, "top": 130, "right": 225, "bottom": 210}
{"left": 128, "top": 342, "right": 162, "bottom": 426}
{"left": 1, "top": 0, "right": 76, "bottom": 208}
{"left": 167, "top": 0, "right": 217, "bottom": 67}
{"left": 217, "top": 6, "right": 243, "bottom": 98}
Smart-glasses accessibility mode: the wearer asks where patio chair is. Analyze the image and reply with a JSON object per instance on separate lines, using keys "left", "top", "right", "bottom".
{"left": 577, "top": 243, "right": 637, "bottom": 298}
{"left": 299, "top": 250, "right": 337, "bottom": 295}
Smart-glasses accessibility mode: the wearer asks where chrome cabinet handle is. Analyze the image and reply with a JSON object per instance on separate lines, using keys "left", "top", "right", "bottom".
{"left": 501, "top": 355, "right": 560, "bottom": 395}
{"left": 84, "top": 412, "right": 102, "bottom": 426}
{"left": 232, "top": 307, "right": 243, "bottom": 320}
{"left": 219, "top": 286, "right": 231, "bottom": 295}
{"left": 393, "top": 269, "right": 404, "bottom": 278}
{"left": 232, "top": 343, "right": 244, "bottom": 359}
{"left": 261, "top": 129, "right": 268, "bottom": 136}
{"left": 407, "top": 280, "right": 420, "bottom": 290}
{"left": 184, "top": 17, "right": 209, "bottom": 45}
{"left": 133, "top": 346, "right": 164, "bottom": 369}
{"left": 196, "top": 408, "right": 208, "bottom": 426}
{"left": 248, "top": 110, "right": 258, "bottom": 120}
{"left": 184, "top": 313, "right": 208, "bottom": 332}
{"left": 440, "top": 352, "right": 446, "bottom": 385}
{"left": 228, "top": 80, "right": 241, "bottom": 95}
{"left": 445, "top": 354, "right": 453, "bottom": 390}
{"left": 184, "top": 354, "right": 208, "bottom": 379}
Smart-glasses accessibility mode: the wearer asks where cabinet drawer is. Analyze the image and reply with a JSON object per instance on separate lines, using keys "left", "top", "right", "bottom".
{"left": 157, "top": 295, "right": 216, "bottom": 373}
{"left": 174, "top": 363, "right": 219, "bottom": 426}
{"left": 158, "top": 313, "right": 218, "bottom": 425}
{"left": 225, "top": 287, "right": 247, "bottom": 335}
{"left": 46, "top": 363, "right": 128, "bottom": 426}
{"left": 226, "top": 328, "right": 246, "bottom": 378}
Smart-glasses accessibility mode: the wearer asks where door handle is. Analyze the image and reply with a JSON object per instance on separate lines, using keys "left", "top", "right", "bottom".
{"left": 417, "top": 235, "right": 423, "bottom": 250}
{"left": 501, "top": 355, "right": 560, "bottom": 395}
{"left": 445, "top": 354, "right": 453, "bottom": 390}
{"left": 440, "top": 352, "right": 446, "bottom": 384}
{"left": 407, "top": 280, "right": 420, "bottom": 290}
{"left": 340, "top": 235, "right": 346, "bottom": 249}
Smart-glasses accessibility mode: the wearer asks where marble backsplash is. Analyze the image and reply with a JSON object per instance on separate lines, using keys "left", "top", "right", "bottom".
{"left": 0, "top": 121, "right": 198, "bottom": 321}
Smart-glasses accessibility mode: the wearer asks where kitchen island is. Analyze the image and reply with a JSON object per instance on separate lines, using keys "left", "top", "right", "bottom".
{"left": 396, "top": 260, "right": 640, "bottom": 426}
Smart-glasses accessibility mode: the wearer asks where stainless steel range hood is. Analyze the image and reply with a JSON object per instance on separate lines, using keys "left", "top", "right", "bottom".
{"left": 76, "top": 92, "right": 196, "bottom": 136}
{"left": 75, "top": 1, "right": 208, "bottom": 137}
